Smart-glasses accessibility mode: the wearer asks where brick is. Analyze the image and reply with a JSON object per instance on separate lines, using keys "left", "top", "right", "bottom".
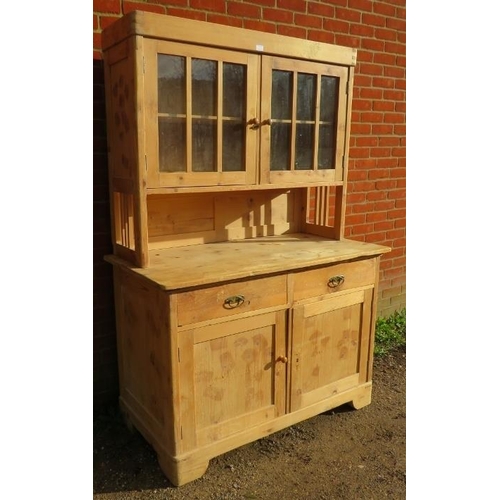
{"left": 356, "top": 136, "right": 377, "bottom": 147}
{"left": 277, "top": 0, "right": 306, "bottom": 12}
{"left": 191, "top": 0, "right": 226, "bottom": 12}
{"left": 277, "top": 25, "right": 306, "bottom": 38}
{"left": 372, "top": 77, "right": 395, "bottom": 88}
{"left": 168, "top": 8, "right": 206, "bottom": 20}
{"left": 387, "top": 17, "right": 406, "bottom": 31}
{"left": 383, "top": 89, "right": 405, "bottom": 100}
{"left": 323, "top": 18, "right": 349, "bottom": 33}
{"left": 384, "top": 113, "right": 405, "bottom": 124}
{"left": 123, "top": 2, "right": 165, "bottom": 14}
{"left": 308, "top": 2, "right": 334, "bottom": 17}
{"left": 345, "top": 214, "right": 366, "bottom": 225}
{"left": 93, "top": 0, "right": 120, "bottom": 14}
{"left": 228, "top": 2, "right": 261, "bottom": 18}
{"left": 336, "top": 7, "right": 361, "bottom": 22}
{"left": 373, "top": 101, "right": 394, "bottom": 112}
{"left": 322, "top": 0, "right": 347, "bottom": 6}
{"left": 154, "top": 0, "right": 187, "bottom": 5}
{"left": 374, "top": 221, "right": 394, "bottom": 232}
{"left": 366, "top": 211, "right": 387, "bottom": 222}
{"left": 244, "top": 20, "right": 276, "bottom": 33}
{"left": 335, "top": 34, "right": 360, "bottom": 47}
{"left": 348, "top": 0, "right": 373, "bottom": 12}
{"left": 385, "top": 41, "right": 406, "bottom": 55}
{"left": 373, "top": 2, "right": 396, "bottom": 17}
{"left": 308, "top": 30, "right": 335, "bottom": 43}
{"left": 350, "top": 23, "right": 374, "bottom": 37}
{"left": 263, "top": 8, "right": 293, "bottom": 23}
{"left": 365, "top": 232, "right": 386, "bottom": 243}
{"left": 385, "top": 66, "right": 405, "bottom": 78}
{"left": 347, "top": 169, "right": 368, "bottom": 180}
{"left": 352, "top": 99, "right": 371, "bottom": 111}
{"left": 374, "top": 52, "right": 397, "bottom": 65}
{"left": 372, "top": 124, "right": 393, "bottom": 135}
{"left": 100, "top": 15, "right": 120, "bottom": 30}
{"left": 391, "top": 146, "right": 406, "bottom": 156}
{"left": 295, "top": 13, "right": 322, "bottom": 28}
{"left": 246, "top": 0, "right": 275, "bottom": 5}
{"left": 366, "top": 191, "right": 386, "bottom": 201}
{"left": 360, "top": 38, "right": 384, "bottom": 51}
{"left": 207, "top": 14, "right": 243, "bottom": 27}
{"left": 375, "top": 28, "right": 397, "bottom": 41}
{"left": 356, "top": 50, "right": 373, "bottom": 62}
{"left": 346, "top": 192, "right": 366, "bottom": 203}
{"left": 362, "top": 13, "right": 385, "bottom": 27}
{"left": 351, "top": 223, "right": 374, "bottom": 235}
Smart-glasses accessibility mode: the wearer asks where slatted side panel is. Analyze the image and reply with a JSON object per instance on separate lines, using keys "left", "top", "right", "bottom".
{"left": 113, "top": 191, "right": 136, "bottom": 251}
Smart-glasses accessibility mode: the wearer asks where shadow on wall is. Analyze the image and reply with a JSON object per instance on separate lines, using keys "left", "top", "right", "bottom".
{"left": 94, "top": 58, "right": 119, "bottom": 409}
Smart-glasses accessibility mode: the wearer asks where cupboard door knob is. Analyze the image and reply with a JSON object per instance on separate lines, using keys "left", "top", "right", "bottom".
{"left": 248, "top": 118, "right": 260, "bottom": 130}
{"left": 276, "top": 356, "right": 288, "bottom": 364}
{"left": 327, "top": 275, "right": 345, "bottom": 288}
{"left": 260, "top": 118, "right": 272, "bottom": 126}
{"left": 223, "top": 295, "right": 245, "bottom": 309}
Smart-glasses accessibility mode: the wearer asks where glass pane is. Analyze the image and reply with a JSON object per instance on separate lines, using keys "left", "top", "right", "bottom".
{"left": 158, "top": 55, "right": 186, "bottom": 115}
{"left": 296, "top": 73, "right": 316, "bottom": 121}
{"left": 318, "top": 124, "right": 335, "bottom": 169}
{"left": 159, "top": 117, "right": 186, "bottom": 172}
{"left": 223, "top": 63, "right": 245, "bottom": 118}
{"left": 270, "top": 123, "right": 291, "bottom": 171}
{"left": 192, "top": 59, "right": 217, "bottom": 116}
{"left": 295, "top": 124, "right": 314, "bottom": 170}
{"left": 223, "top": 121, "right": 244, "bottom": 171}
{"left": 192, "top": 119, "right": 216, "bottom": 172}
{"left": 320, "top": 76, "right": 338, "bottom": 122}
{"left": 271, "top": 70, "right": 292, "bottom": 120}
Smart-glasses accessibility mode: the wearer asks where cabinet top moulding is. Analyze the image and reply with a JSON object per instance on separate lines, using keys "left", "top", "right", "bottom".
{"left": 101, "top": 10, "right": 357, "bottom": 67}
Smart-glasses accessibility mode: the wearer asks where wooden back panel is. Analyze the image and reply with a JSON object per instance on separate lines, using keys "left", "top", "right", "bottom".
{"left": 147, "top": 189, "right": 304, "bottom": 249}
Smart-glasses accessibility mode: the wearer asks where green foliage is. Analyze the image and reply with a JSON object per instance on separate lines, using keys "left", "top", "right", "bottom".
{"left": 374, "top": 308, "right": 406, "bottom": 357}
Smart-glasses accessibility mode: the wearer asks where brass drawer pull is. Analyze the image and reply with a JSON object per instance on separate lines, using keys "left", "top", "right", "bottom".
{"left": 223, "top": 295, "right": 245, "bottom": 309}
{"left": 327, "top": 275, "right": 345, "bottom": 288}
{"left": 276, "top": 356, "right": 288, "bottom": 364}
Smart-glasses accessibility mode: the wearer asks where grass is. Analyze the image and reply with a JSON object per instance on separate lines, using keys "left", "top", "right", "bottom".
{"left": 374, "top": 308, "right": 406, "bottom": 357}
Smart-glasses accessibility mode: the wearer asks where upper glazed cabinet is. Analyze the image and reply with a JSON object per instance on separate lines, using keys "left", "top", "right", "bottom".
{"left": 103, "top": 11, "right": 355, "bottom": 190}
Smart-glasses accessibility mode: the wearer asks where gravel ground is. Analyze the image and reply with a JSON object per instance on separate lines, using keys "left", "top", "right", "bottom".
{"left": 94, "top": 348, "right": 406, "bottom": 499}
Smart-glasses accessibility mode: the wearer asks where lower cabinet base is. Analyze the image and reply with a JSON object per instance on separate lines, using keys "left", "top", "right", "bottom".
{"left": 120, "top": 382, "right": 373, "bottom": 486}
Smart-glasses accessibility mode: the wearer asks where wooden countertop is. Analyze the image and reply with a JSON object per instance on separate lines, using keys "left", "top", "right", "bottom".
{"left": 105, "top": 234, "right": 391, "bottom": 291}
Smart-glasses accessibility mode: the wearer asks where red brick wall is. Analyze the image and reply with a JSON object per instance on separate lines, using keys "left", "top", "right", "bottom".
{"left": 93, "top": 0, "right": 406, "bottom": 408}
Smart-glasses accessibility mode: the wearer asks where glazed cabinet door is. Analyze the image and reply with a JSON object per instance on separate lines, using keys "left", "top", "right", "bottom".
{"left": 290, "top": 288, "right": 374, "bottom": 412}
{"left": 260, "top": 56, "right": 349, "bottom": 185}
{"left": 177, "top": 311, "right": 287, "bottom": 452}
{"left": 144, "top": 39, "right": 259, "bottom": 188}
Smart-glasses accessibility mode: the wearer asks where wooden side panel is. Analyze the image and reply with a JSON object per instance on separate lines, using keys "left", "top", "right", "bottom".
{"left": 290, "top": 288, "right": 373, "bottom": 412}
{"left": 114, "top": 269, "right": 176, "bottom": 454}
{"left": 179, "top": 311, "right": 287, "bottom": 450}
{"left": 105, "top": 39, "right": 137, "bottom": 181}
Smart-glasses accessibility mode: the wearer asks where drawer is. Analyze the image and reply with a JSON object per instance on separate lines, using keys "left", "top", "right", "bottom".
{"left": 176, "top": 274, "right": 287, "bottom": 326}
{"left": 293, "top": 258, "right": 376, "bottom": 302}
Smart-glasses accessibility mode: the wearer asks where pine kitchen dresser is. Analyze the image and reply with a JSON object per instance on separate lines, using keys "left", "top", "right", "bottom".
{"left": 102, "top": 10, "right": 391, "bottom": 486}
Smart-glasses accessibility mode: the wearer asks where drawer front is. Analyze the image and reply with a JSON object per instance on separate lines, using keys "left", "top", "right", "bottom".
{"left": 293, "top": 258, "right": 376, "bottom": 302}
{"left": 176, "top": 275, "right": 287, "bottom": 326}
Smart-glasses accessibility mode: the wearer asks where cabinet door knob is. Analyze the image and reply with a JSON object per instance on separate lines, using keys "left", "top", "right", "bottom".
{"left": 223, "top": 295, "right": 245, "bottom": 309}
{"left": 327, "top": 275, "right": 345, "bottom": 288}
{"left": 248, "top": 117, "right": 260, "bottom": 130}
{"left": 276, "top": 356, "right": 288, "bottom": 364}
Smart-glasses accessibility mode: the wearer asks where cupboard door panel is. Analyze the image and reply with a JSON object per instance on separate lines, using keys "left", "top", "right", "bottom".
{"left": 178, "top": 312, "right": 287, "bottom": 450}
{"left": 260, "top": 56, "right": 348, "bottom": 185}
{"left": 290, "top": 288, "right": 374, "bottom": 412}
{"left": 144, "top": 40, "right": 259, "bottom": 188}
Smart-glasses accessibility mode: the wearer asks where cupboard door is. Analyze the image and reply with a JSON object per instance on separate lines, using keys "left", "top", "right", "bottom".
{"left": 260, "top": 56, "right": 348, "bottom": 185}
{"left": 177, "top": 311, "right": 287, "bottom": 451}
{"left": 290, "top": 288, "right": 374, "bottom": 412}
{"left": 144, "top": 40, "right": 259, "bottom": 187}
